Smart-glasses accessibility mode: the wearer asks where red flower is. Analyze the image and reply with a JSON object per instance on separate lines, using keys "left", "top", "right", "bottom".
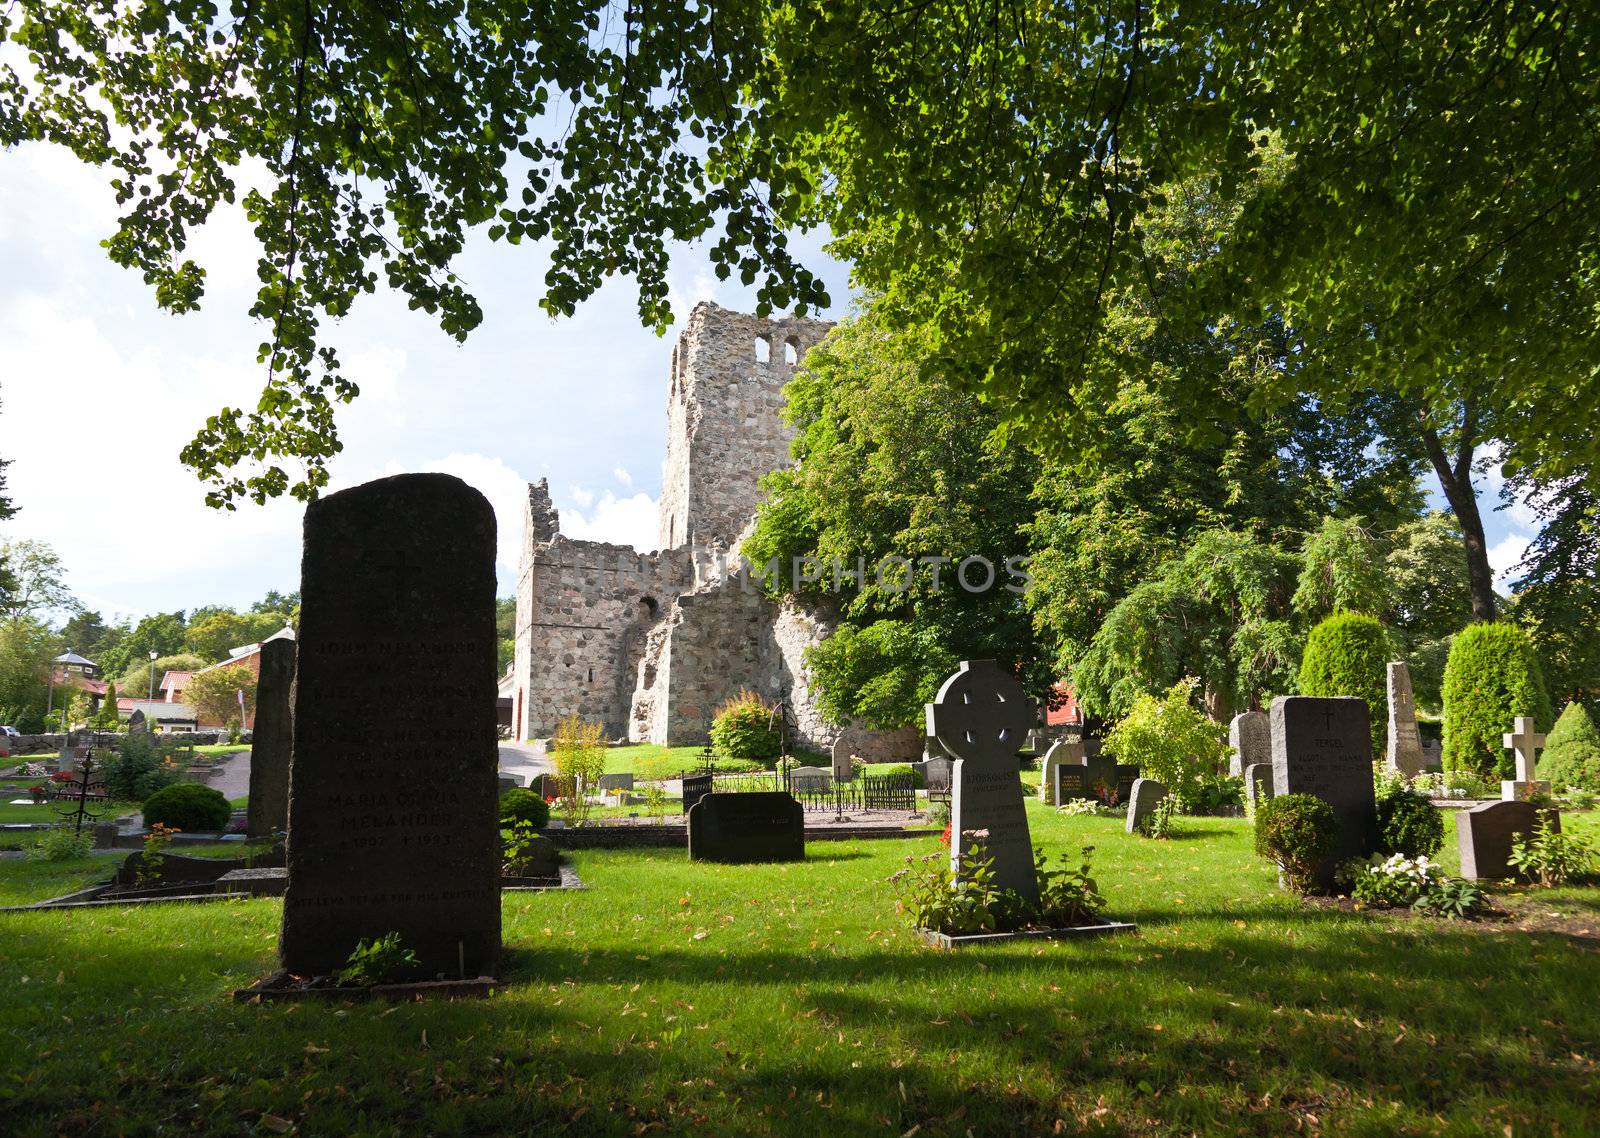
{"left": 939, "top": 822, "right": 952, "bottom": 848}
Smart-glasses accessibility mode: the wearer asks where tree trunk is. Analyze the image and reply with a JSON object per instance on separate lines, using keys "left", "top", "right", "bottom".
{"left": 1417, "top": 402, "right": 1497, "bottom": 622}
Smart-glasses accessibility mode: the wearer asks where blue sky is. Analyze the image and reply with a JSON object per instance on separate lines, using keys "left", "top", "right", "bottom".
{"left": 0, "top": 141, "right": 1536, "bottom": 623}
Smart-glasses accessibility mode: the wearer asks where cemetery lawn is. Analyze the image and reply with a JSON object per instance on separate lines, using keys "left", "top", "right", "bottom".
{"left": 2, "top": 808, "right": 1599, "bottom": 1136}
{"left": 601, "top": 743, "right": 769, "bottom": 775}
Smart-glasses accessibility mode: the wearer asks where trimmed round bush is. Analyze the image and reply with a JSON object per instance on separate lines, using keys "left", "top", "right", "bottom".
{"left": 141, "top": 783, "right": 231, "bottom": 832}
{"left": 499, "top": 788, "right": 550, "bottom": 829}
{"left": 1374, "top": 786, "right": 1444, "bottom": 858}
{"left": 1298, "top": 612, "right": 1390, "bottom": 755}
{"left": 1441, "top": 622, "right": 1553, "bottom": 778}
{"left": 709, "top": 689, "right": 782, "bottom": 763}
{"left": 1254, "top": 793, "right": 1338, "bottom": 894}
{"left": 1540, "top": 701, "right": 1600, "bottom": 793}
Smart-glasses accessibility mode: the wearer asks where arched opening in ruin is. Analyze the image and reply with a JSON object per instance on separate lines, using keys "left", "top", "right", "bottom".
{"left": 754, "top": 335, "right": 771, "bottom": 363}
{"left": 784, "top": 337, "right": 799, "bottom": 365}
{"left": 639, "top": 596, "right": 659, "bottom": 620}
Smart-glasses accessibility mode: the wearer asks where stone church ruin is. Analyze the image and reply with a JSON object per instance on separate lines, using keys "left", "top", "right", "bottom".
{"left": 511, "top": 302, "right": 918, "bottom": 760}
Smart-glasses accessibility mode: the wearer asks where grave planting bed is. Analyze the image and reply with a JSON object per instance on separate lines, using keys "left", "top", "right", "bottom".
{"left": 1, "top": 805, "right": 1598, "bottom": 1136}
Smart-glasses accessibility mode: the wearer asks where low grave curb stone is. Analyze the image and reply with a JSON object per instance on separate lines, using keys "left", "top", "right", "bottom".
{"left": 233, "top": 972, "right": 497, "bottom": 1004}
{"left": 916, "top": 921, "right": 1138, "bottom": 949}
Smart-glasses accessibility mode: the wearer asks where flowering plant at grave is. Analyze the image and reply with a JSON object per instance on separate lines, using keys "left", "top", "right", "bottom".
{"left": 1345, "top": 853, "right": 1488, "bottom": 918}
{"left": 939, "top": 822, "right": 952, "bottom": 847}
{"left": 887, "top": 832, "right": 1003, "bottom": 936}
{"left": 1058, "top": 798, "right": 1112, "bottom": 817}
{"left": 49, "top": 771, "right": 74, "bottom": 783}
{"left": 1092, "top": 780, "right": 1121, "bottom": 809}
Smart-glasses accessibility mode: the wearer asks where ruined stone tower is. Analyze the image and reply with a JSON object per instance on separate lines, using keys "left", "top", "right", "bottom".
{"left": 511, "top": 301, "right": 918, "bottom": 760}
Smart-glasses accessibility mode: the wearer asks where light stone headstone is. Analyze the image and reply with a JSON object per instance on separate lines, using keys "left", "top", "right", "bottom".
{"left": 1228, "top": 711, "right": 1270, "bottom": 777}
{"left": 831, "top": 734, "right": 854, "bottom": 781}
{"left": 1038, "top": 740, "right": 1083, "bottom": 804}
{"left": 279, "top": 473, "right": 500, "bottom": 980}
{"left": 926, "top": 660, "right": 1039, "bottom": 907}
{"left": 1385, "top": 661, "right": 1426, "bottom": 779}
{"left": 245, "top": 637, "right": 294, "bottom": 840}
{"left": 1458, "top": 799, "right": 1559, "bottom": 881}
{"left": 1243, "top": 762, "right": 1274, "bottom": 808}
{"left": 1125, "top": 778, "right": 1169, "bottom": 834}
{"left": 1269, "top": 696, "right": 1377, "bottom": 885}
{"left": 1500, "top": 716, "right": 1550, "bottom": 801}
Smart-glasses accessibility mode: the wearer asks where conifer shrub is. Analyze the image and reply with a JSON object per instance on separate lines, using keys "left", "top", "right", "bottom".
{"left": 709, "top": 689, "right": 782, "bottom": 763}
{"left": 1441, "top": 622, "right": 1552, "bottom": 778}
{"left": 1373, "top": 784, "right": 1444, "bottom": 858}
{"left": 498, "top": 788, "right": 550, "bottom": 829}
{"left": 1298, "top": 612, "right": 1390, "bottom": 754}
{"left": 1539, "top": 701, "right": 1600, "bottom": 793}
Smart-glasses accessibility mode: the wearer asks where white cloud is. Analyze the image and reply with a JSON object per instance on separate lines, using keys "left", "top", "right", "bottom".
{"left": 1489, "top": 533, "right": 1534, "bottom": 592}
{"left": 563, "top": 492, "right": 660, "bottom": 552}
{"left": 568, "top": 485, "right": 595, "bottom": 509}
{"left": 612, "top": 466, "right": 633, "bottom": 488}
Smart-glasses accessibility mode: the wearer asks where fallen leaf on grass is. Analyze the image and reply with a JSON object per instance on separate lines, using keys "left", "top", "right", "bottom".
{"left": 304, "top": 1043, "right": 328, "bottom": 1055}
{"left": 258, "top": 1114, "right": 295, "bottom": 1134}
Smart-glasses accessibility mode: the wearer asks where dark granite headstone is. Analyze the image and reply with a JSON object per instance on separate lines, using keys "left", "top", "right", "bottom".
{"left": 1457, "top": 800, "right": 1560, "bottom": 881}
{"left": 597, "top": 772, "right": 634, "bottom": 793}
{"left": 246, "top": 637, "right": 295, "bottom": 840}
{"left": 1125, "top": 778, "right": 1168, "bottom": 834}
{"left": 1269, "top": 696, "right": 1377, "bottom": 882}
{"left": 687, "top": 792, "right": 804, "bottom": 863}
{"left": 922, "top": 756, "right": 953, "bottom": 795}
{"left": 1229, "top": 711, "right": 1270, "bottom": 777}
{"left": 681, "top": 772, "right": 713, "bottom": 815}
{"left": 1244, "top": 762, "right": 1274, "bottom": 808}
{"left": 127, "top": 709, "right": 147, "bottom": 734}
{"left": 279, "top": 473, "right": 500, "bottom": 980}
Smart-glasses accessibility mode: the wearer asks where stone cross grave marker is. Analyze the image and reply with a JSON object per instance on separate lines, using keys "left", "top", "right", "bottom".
{"left": 1269, "top": 696, "right": 1377, "bottom": 887}
{"left": 1500, "top": 716, "right": 1550, "bottom": 801}
{"left": 1385, "top": 661, "right": 1426, "bottom": 778}
{"left": 1125, "top": 778, "right": 1169, "bottom": 834}
{"left": 1458, "top": 799, "right": 1559, "bottom": 880}
{"left": 246, "top": 636, "right": 295, "bottom": 840}
{"left": 279, "top": 473, "right": 501, "bottom": 981}
{"left": 1228, "top": 712, "right": 1270, "bottom": 777}
{"left": 926, "top": 660, "right": 1039, "bottom": 907}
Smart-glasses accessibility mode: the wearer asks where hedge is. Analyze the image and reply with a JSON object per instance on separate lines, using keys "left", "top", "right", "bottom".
{"left": 1298, "top": 611, "right": 1390, "bottom": 755}
{"left": 1441, "top": 622, "right": 1552, "bottom": 778}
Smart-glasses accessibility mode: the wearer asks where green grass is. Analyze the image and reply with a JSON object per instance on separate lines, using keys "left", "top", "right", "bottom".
{"left": 598, "top": 743, "right": 764, "bottom": 776}
{"left": 0, "top": 852, "right": 125, "bottom": 907}
{"left": 0, "top": 799, "right": 139, "bottom": 825}
{"left": 188, "top": 743, "right": 251, "bottom": 757}
{"left": 1, "top": 806, "right": 1598, "bottom": 1135}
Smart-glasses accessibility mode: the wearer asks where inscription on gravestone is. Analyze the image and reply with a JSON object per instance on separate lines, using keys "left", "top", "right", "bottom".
{"left": 681, "top": 772, "right": 713, "bottom": 815}
{"left": 1228, "top": 712, "right": 1270, "bottom": 777}
{"left": 687, "top": 792, "right": 804, "bottom": 863}
{"left": 246, "top": 637, "right": 295, "bottom": 840}
{"left": 1385, "top": 661, "right": 1426, "bottom": 779}
{"left": 927, "top": 660, "right": 1039, "bottom": 907}
{"left": 1270, "top": 696, "right": 1377, "bottom": 881}
{"left": 279, "top": 473, "right": 500, "bottom": 979}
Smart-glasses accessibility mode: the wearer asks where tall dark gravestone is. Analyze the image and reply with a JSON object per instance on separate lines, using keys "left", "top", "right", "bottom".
{"left": 246, "top": 637, "right": 295, "bottom": 840}
{"left": 1270, "top": 696, "right": 1377, "bottom": 883}
{"left": 279, "top": 474, "right": 500, "bottom": 980}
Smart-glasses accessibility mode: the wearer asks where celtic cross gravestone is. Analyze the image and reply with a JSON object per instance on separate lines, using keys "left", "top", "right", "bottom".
{"left": 926, "top": 660, "right": 1039, "bottom": 907}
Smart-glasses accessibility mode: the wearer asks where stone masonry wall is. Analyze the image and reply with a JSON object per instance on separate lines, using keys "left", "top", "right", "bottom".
{"left": 515, "top": 482, "right": 693, "bottom": 740}
{"left": 657, "top": 302, "right": 832, "bottom": 563}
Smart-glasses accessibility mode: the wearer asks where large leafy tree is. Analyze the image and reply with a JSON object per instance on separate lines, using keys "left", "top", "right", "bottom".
{"left": 0, "top": 539, "right": 76, "bottom": 625}
{"left": 743, "top": 312, "right": 1047, "bottom": 727}
{"left": 3, "top": 2, "right": 1593, "bottom": 518}
{"left": 1507, "top": 476, "right": 1600, "bottom": 715}
{"left": 184, "top": 609, "right": 291, "bottom": 662}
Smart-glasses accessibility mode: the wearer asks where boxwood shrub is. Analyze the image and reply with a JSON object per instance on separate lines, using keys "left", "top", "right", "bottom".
{"left": 709, "top": 689, "right": 782, "bottom": 763}
{"left": 1254, "top": 793, "right": 1338, "bottom": 894}
{"left": 141, "top": 783, "right": 231, "bottom": 832}
{"left": 498, "top": 788, "right": 550, "bottom": 829}
{"left": 1374, "top": 785, "right": 1444, "bottom": 858}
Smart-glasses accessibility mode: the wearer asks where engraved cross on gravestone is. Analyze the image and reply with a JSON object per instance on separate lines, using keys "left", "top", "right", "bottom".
{"left": 926, "top": 660, "right": 1039, "bottom": 906}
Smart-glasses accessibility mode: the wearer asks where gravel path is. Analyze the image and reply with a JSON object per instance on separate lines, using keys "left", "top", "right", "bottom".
{"left": 207, "top": 751, "right": 253, "bottom": 800}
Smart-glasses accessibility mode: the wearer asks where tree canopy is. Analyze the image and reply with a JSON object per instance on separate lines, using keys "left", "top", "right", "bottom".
{"left": 3, "top": 2, "right": 1594, "bottom": 509}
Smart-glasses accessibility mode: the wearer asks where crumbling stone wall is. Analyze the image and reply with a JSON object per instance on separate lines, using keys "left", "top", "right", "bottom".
{"left": 657, "top": 303, "right": 832, "bottom": 563}
{"left": 515, "top": 302, "right": 916, "bottom": 757}
{"left": 514, "top": 481, "right": 692, "bottom": 740}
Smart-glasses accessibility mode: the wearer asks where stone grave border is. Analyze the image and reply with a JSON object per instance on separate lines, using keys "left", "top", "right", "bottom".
{"left": 233, "top": 972, "right": 497, "bottom": 1004}
{"left": 916, "top": 921, "right": 1138, "bottom": 949}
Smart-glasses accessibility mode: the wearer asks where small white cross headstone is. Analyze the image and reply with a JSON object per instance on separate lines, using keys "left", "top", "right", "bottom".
{"left": 1500, "top": 715, "right": 1550, "bottom": 801}
{"left": 926, "top": 660, "right": 1039, "bottom": 906}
